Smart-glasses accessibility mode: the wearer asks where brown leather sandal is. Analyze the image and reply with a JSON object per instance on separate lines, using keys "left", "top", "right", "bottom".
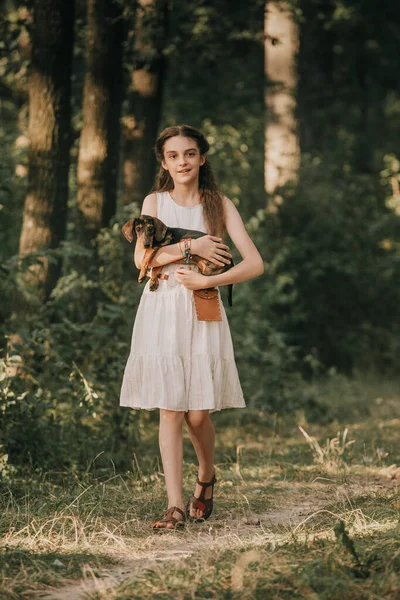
{"left": 186, "top": 474, "right": 217, "bottom": 522}
{"left": 152, "top": 506, "right": 186, "bottom": 531}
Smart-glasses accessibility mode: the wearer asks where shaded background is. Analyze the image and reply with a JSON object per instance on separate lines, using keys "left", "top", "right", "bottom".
{"left": 1, "top": 0, "right": 400, "bottom": 476}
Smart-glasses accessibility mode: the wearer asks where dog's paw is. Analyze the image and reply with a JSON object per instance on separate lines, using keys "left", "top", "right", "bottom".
{"left": 149, "top": 280, "right": 159, "bottom": 292}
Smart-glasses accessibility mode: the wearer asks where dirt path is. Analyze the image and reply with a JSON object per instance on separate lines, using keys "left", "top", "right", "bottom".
{"left": 33, "top": 550, "right": 194, "bottom": 600}
{"left": 34, "top": 502, "right": 317, "bottom": 600}
{"left": 33, "top": 480, "right": 393, "bottom": 600}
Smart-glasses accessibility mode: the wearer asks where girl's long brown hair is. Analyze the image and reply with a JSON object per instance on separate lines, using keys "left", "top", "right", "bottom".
{"left": 152, "top": 124, "right": 225, "bottom": 238}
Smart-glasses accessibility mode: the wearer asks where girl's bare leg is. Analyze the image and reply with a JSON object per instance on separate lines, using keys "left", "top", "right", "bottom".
{"left": 154, "top": 409, "right": 186, "bottom": 529}
{"left": 184, "top": 410, "right": 216, "bottom": 519}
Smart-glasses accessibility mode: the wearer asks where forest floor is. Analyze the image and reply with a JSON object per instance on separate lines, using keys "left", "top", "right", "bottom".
{"left": 1, "top": 378, "right": 400, "bottom": 599}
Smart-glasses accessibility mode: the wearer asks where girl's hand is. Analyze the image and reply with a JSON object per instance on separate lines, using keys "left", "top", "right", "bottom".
{"left": 175, "top": 267, "right": 210, "bottom": 290}
{"left": 191, "top": 236, "right": 232, "bottom": 266}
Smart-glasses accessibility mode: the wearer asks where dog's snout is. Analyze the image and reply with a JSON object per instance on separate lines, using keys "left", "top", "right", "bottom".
{"left": 144, "top": 243, "right": 150, "bottom": 248}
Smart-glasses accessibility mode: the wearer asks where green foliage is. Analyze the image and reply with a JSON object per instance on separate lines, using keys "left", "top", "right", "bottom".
{"left": 273, "top": 157, "right": 400, "bottom": 371}
{"left": 226, "top": 251, "right": 318, "bottom": 416}
{"left": 0, "top": 217, "right": 147, "bottom": 474}
{"left": 0, "top": 5, "right": 29, "bottom": 261}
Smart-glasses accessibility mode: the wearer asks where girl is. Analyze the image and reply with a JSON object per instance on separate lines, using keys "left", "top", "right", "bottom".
{"left": 120, "top": 124, "right": 264, "bottom": 530}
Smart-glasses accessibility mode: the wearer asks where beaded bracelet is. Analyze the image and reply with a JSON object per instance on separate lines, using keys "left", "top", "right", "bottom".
{"left": 183, "top": 238, "right": 192, "bottom": 265}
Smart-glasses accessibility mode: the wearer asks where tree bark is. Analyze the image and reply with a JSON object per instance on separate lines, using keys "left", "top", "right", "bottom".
{"left": 102, "top": 4, "right": 126, "bottom": 227}
{"left": 297, "top": 0, "right": 335, "bottom": 155}
{"left": 122, "top": 0, "right": 168, "bottom": 207}
{"left": 76, "top": 0, "right": 126, "bottom": 243}
{"left": 19, "top": 0, "right": 75, "bottom": 299}
{"left": 264, "top": 1, "right": 299, "bottom": 200}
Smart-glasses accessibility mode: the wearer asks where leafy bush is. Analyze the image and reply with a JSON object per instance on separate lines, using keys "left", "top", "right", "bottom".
{"left": 0, "top": 213, "right": 149, "bottom": 475}
{"left": 272, "top": 157, "right": 400, "bottom": 372}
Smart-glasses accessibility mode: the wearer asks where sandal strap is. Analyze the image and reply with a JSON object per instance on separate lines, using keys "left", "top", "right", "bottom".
{"left": 196, "top": 474, "right": 217, "bottom": 487}
{"left": 153, "top": 506, "right": 186, "bottom": 528}
{"left": 195, "top": 474, "right": 217, "bottom": 501}
{"left": 165, "top": 506, "right": 185, "bottom": 520}
{"left": 190, "top": 496, "right": 209, "bottom": 511}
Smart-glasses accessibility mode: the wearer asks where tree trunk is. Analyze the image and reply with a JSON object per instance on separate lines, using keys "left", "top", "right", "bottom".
{"left": 102, "top": 4, "right": 126, "bottom": 227}
{"left": 122, "top": 0, "right": 168, "bottom": 207}
{"left": 264, "top": 1, "right": 299, "bottom": 200}
{"left": 297, "top": 0, "right": 335, "bottom": 155}
{"left": 76, "top": 0, "right": 126, "bottom": 243}
{"left": 19, "top": 0, "right": 75, "bottom": 299}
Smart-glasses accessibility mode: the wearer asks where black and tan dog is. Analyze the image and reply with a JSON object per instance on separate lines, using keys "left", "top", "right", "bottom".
{"left": 122, "top": 215, "right": 233, "bottom": 305}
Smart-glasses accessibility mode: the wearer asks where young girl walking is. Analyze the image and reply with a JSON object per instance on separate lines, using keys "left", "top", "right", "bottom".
{"left": 120, "top": 124, "right": 264, "bottom": 529}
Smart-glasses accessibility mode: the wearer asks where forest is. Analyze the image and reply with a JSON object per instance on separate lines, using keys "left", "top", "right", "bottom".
{"left": 1, "top": 0, "right": 400, "bottom": 598}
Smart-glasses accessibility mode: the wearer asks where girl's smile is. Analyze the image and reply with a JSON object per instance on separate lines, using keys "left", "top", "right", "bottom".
{"left": 161, "top": 136, "right": 205, "bottom": 184}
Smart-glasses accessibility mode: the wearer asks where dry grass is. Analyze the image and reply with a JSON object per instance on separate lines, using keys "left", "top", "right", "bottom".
{"left": 0, "top": 377, "right": 400, "bottom": 599}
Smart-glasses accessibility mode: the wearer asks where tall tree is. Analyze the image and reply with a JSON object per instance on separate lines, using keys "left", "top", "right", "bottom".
{"left": 297, "top": 0, "right": 335, "bottom": 156}
{"left": 18, "top": 0, "right": 75, "bottom": 299}
{"left": 122, "top": 0, "right": 168, "bottom": 207}
{"left": 264, "top": 0, "right": 299, "bottom": 199}
{"left": 76, "top": 0, "right": 126, "bottom": 244}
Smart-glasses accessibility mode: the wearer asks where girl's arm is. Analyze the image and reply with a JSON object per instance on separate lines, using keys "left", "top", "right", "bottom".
{"left": 206, "top": 196, "right": 264, "bottom": 285}
{"left": 175, "top": 197, "right": 264, "bottom": 289}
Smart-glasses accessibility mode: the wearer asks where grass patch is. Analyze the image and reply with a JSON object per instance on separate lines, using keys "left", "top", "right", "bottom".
{"left": 0, "top": 547, "right": 113, "bottom": 600}
{"left": 86, "top": 520, "right": 400, "bottom": 599}
{"left": 0, "top": 374, "right": 400, "bottom": 598}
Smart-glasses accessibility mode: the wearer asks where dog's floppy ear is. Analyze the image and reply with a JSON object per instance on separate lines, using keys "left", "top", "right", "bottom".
{"left": 153, "top": 216, "right": 168, "bottom": 242}
{"left": 121, "top": 218, "right": 137, "bottom": 243}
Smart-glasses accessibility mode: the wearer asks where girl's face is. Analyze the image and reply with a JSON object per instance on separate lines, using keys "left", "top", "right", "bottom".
{"left": 161, "top": 136, "right": 205, "bottom": 186}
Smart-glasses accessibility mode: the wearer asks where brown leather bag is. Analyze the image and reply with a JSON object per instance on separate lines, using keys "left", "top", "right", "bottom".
{"left": 193, "top": 288, "right": 222, "bottom": 321}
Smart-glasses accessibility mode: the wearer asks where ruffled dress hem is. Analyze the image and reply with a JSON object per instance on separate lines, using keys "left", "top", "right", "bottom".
{"left": 119, "top": 353, "right": 245, "bottom": 412}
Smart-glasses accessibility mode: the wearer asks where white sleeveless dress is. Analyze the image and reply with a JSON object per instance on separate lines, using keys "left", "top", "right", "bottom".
{"left": 119, "top": 191, "right": 245, "bottom": 412}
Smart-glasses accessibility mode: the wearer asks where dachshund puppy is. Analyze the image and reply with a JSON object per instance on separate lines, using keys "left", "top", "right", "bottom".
{"left": 122, "top": 215, "right": 233, "bottom": 305}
